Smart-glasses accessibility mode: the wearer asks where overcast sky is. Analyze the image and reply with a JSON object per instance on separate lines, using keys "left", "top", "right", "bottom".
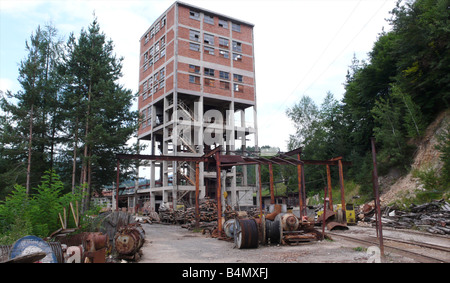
{"left": 0, "top": 0, "right": 398, "bottom": 152}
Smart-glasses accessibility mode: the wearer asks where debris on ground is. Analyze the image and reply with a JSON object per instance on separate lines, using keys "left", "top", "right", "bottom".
{"left": 357, "top": 199, "right": 450, "bottom": 234}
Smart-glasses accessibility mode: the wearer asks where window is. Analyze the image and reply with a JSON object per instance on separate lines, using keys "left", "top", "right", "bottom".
{"left": 204, "top": 14, "right": 214, "bottom": 25}
{"left": 150, "top": 28, "right": 154, "bottom": 38}
{"left": 144, "top": 52, "right": 148, "bottom": 62}
{"left": 233, "top": 74, "right": 243, "bottom": 82}
{"left": 161, "top": 36, "right": 165, "bottom": 47}
{"left": 143, "top": 80, "right": 148, "bottom": 94}
{"left": 204, "top": 68, "right": 215, "bottom": 77}
{"left": 189, "top": 75, "right": 200, "bottom": 84}
{"left": 160, "top": 48, "right": 165, "bottom": 58}
{"left": 190, "top": 42, "right": 200, "bottom": 52}
{"left": 190, "top": 10, "right": 200, "bottom": 20}
{"left": 220, "top": 81, "right": 230, "bottom": 90}
{"left": 232, "top": 41, "right": 242, "bottom": 52}
{"left": 149, "top": 57, "right": 153, "bottom": 67}
{"left": 233, "top": 53, "right": 242, "bottom": 61}
{"left": 149, "top": 46, "right": 154, "bottom": 57}
{"left": 204, "top": 46, "right": 214, "bottom": 55}
{"left": 204, "top": 78, "right": 215, "bottom": 87}
{"left": 155, "top": 40, "right": 160, "bottom": 52}
{"left": 189, "top": 30, "right": 200, "bottom": 42}
{"left": 189, "top": 64, "right": 200, "bottom": 74}
{"left": 234, "top": 83, "right": 243, "bottom": 92}
{"left": 219, "top": 38, "right": 229, "bottom": 48}
{"left": 219, "top": 19, "right": 228, "bottom": 28}
{"left": 204, "top": 34, "right": 214, "bottom": 45}
{"left": 219, "top": 71, "right": 229, "bottom": 80}
{"left": 160, "top": 68, "right": 165, "bottom": 80}
{"left": 232, "top": 23, "right": 241, "bottom": 32}
{"left": 161, "top": 17, "right": 166, "bottom": 27}
{"left": 145, "top": 33, "right": 149, "bottom": 44}
{"left": 219, "top": 50, "right": 229, "bottom": 58}
{"left": 155, "top": 22, "right": 160, "bottom": 33}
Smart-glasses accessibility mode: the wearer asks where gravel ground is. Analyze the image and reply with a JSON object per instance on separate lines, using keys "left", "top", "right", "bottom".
{"left": 137, "top": 223, "right": 432, "bottom": 263}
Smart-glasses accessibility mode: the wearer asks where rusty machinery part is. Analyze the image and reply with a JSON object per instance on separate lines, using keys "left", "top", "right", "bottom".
{"left": 223, "top": 219, "right": 235, "bottom": 238}
{"left": 255, "top": 215, "right": 266, "bottom": 245}
{"left": 234, "top": 219, "right": 259, "bottom": 249}
{"left": 83, "top": 232, "right": 108, "bottom": 252}
{"left": 280, "top": 213, "right": 299, "bottom": 231}
{"left": 114, "top": 223, "right": 145, "bottom": 256}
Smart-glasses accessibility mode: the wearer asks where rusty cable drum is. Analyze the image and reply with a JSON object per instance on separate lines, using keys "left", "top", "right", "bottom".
{"left": 265, "top": 217, "right": 281, "bottom": 244}
{"left": 114, "top": 223, "right": 145, "bottom": 256}
{"left": 234, "top": 219, "right": 259, "bottom": 249}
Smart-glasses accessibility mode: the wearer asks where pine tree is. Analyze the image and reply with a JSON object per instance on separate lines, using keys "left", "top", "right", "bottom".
{"left": 0, "top": 24, "right": 63, "bottom": 195}
{"left": 60, "top": 18, "right": 139, "bottom": 210}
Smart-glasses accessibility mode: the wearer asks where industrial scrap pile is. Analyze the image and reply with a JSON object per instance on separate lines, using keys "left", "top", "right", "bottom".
{"left": 159, "top": 198, "right": 218, "bottom": 230}
{"left": 359, "top": 199, "right": 450, "bottom": 235}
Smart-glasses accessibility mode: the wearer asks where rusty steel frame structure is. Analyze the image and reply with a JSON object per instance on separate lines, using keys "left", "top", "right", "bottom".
{"left": 115, "top": 146, "right": 350, "bottom": 235}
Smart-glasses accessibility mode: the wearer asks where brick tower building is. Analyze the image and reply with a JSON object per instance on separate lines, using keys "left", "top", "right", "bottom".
{"left": 137, "top": 1, "right": 258, "bottom": 211}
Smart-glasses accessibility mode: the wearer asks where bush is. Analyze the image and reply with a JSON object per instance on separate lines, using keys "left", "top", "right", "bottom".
{"left": 0, "top": 170, "right": 83, "bottom": 244}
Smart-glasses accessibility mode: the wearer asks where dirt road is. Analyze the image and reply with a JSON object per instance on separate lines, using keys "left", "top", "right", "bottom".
{"left": 138, "top": 223, "right": 387, "bottom": 263}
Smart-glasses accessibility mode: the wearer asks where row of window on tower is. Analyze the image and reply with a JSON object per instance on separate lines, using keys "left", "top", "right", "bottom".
{"left": 188, "top": 64, "right": 244, "bottom": 92}
{"left": 188, "top": 29, "right": 243, "bottom": 61}
{"left": 142, "top": 67, "right": 165, "bottom": 100}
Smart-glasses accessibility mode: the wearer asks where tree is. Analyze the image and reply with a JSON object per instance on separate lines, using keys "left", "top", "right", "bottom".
{"left": 0, "top": 24, "right": 63, "bottom": 195}
{"left": 59, "top": 18, "right": 139, "bottom": 210}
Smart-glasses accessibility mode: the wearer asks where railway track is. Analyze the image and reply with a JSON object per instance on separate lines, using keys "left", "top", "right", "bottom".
{"left": 327, "top": 231, "right": 449, "bottom": 263}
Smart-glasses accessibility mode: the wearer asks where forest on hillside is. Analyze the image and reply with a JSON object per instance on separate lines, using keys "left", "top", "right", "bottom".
{"left": 257, "top": 0, "right": 450, "bottom": 203}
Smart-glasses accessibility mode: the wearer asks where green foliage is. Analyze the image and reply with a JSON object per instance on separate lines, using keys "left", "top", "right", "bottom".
{"left": 0, "top": 171, "right": 83, "bottom": 244}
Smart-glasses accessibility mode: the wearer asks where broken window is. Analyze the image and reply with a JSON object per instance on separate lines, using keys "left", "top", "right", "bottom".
{"left": 204, "top": 33, "right": 214, "bottom": 45}
{"left": 233, "top": 74, "right": 243, "bottom": 82}
{"left": 219, "top": 37, "right": 229, "bottom": 48}
{"left": 204, "top": 78, "right": 215, "bottom": 87}
{"left": 189, "top": 64, "right": 200, "bottom": 74}
{"left": 204, "top": 68, "right": 215, "bottom": 77}
{"left": 232, "top": 23, "right": 241, "bottom": 32}
{"left": 189, "top": 30, "right": 200, "bottom": 42}
{"left": 190, "top": 43, "right": 200, "bottom": 52}
{"left": 233, "top": 53, "right": 242, "bottom": 61}
{"left": 232, "top": 41, "right": 242, "bottom": 52}
{"left": 219, "top": 19, "right": 228, "bottom": 29}
{"left": 190, "top": 10, "right": 200, "bottom": 20}
{"left": 219, "top": 50, "right": 229, "bottom": 59}
{"left": 220, "top": 81, "right": 230, "bottom": 90}
{"left": 204, "top": 14, "right": 214, "bottom": 25}
{"left": 189, "top": 75, "right": 200, "bottom": 84}
{"left": 234, "top": 83, "right": 243, "bottom": 92}
{"left": 204, "top": 46, "right": 214, "bottom": 55}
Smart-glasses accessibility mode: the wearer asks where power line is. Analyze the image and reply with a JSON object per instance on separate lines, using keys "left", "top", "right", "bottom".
{"left": 277, "top": 0, "right": 362, "bottom": 111}
{"left": 279, "top": 0, "right": 390, "bottom": 110}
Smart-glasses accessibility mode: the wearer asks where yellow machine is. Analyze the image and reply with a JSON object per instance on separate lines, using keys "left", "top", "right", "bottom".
{"left": 317, "top": 203, "right": 356, "bottom": 225}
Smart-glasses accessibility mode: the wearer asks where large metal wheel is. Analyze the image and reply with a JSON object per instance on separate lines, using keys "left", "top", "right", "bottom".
{"left": 234, "top": 219, "right": 259, "bottom": 249}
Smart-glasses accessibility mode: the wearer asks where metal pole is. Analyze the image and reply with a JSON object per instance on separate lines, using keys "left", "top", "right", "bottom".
{"left": 326, "top": 165, "right": 333, "bottom": 210}
{"left": 269, "top": 163, "right": 275, "bottom": 204}
{"left": 322, "top": 185, "right": 328, "bottom": 240}
{"left": 297, "top": 153, "right": 304, "bottom": 218}
{"left": 258, "top": 164, "right": 263, "bottom": 218}
{"left": 338, "top": 158, "right": 347, "bottom": 223}
{"left": 371, "top": 137, "right": 384, "bottom": 257}
{"left": 215, "top": 151, "right": 222, "bottom": 235}
{"left": 195, "top": 161, "right": 200, "bottom": 229}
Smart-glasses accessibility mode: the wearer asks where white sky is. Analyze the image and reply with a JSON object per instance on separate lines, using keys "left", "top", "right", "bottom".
{"left": 0, "top": 0, "right": 398, "bottom": 152}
